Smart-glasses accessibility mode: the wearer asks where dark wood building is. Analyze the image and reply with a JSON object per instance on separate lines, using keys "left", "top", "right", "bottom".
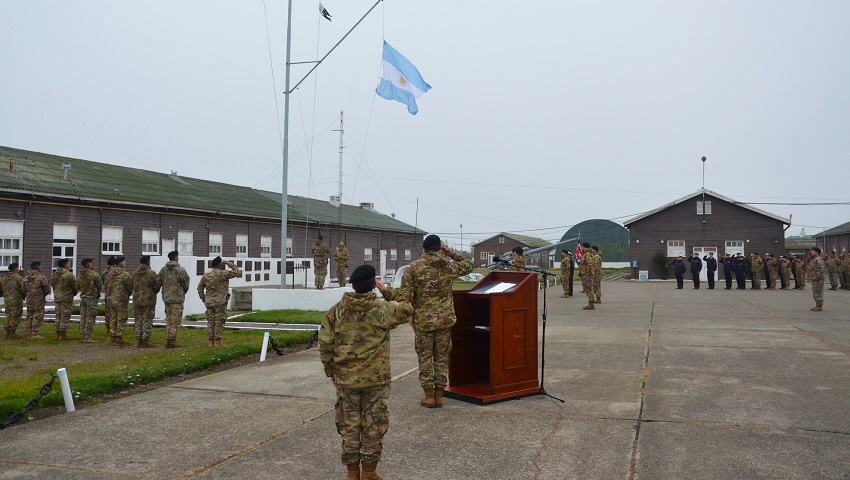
{"left": 624, "top": 189, "right": 790, "bottom": 279}
{"left": 817, "top": 221, "right": 850, "bottom": 255}
{"left": 471, "top": 233, "right": 550, "bottom": 268}
{"left": 0, "top": 146, "right": 424, "bottom": 275}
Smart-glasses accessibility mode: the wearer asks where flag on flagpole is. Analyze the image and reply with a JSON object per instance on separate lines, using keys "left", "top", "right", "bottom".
{"left": 376, "top": 41, "right": 431, "bottom": 115}
{"left": 575, "top": 242, "right": 583, "bottom": 264}
{"left": 319, "top": 3, "right": 332, "bottom": 21}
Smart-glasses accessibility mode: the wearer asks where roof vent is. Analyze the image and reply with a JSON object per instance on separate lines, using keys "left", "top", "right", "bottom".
{"left": 62, "top": 163, "right": 71, "bottom": 180}
{"left": 329, "top": 195, "right": 340, "bottom": 207}
{"left": 112, "top": 188, "right": 120, "bottom": 195}
{"left": 359, "top": 202, "right": 374, "bottom": 212}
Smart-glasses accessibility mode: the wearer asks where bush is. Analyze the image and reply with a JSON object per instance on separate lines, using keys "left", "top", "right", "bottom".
{"left": 651, "top": 251, "right": 672, "bottom": 280}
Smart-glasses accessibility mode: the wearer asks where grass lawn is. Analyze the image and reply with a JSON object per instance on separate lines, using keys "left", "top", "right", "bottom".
{"left": 0, "top": 313, "right": 321, "bottom": 423}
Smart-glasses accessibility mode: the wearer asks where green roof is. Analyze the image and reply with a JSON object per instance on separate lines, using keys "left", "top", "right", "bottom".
{"left": 0, "top": 145, "right": 423, "bottom": 234}
{"left": 503, "top": 233, "right": 550, "bottom": 248}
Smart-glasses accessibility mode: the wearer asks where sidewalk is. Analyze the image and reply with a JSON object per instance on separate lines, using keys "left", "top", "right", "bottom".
{"left": 1, "top": 283, "right": 848, "bottom": 479}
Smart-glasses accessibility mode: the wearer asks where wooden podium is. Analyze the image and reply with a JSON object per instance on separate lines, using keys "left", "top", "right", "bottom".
{"left": 444, "top": 271, "right": 539, "bottom": 404}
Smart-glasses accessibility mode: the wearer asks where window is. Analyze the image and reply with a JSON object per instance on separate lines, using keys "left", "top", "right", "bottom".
{"left": 390, "top": 249, "right": 397, "bottom": 261}
{"left": 53, "top": 224, "right": 77, "bottom": 272}
{"left": 0, "top": 221, "right": 23, "bottom": 268}
{"left": 480, "top": 251, "right": 488, "bottom": 260}
{"left": 498, "top": 237, "right": 505, "bottom": 244}
{"left": 261, "top": 235, "right": 273, "bottom": 258}
{"left": 364, "top": 248, "right": 373, "bottom": 261}
{"left": 667, "top": 240, "right": 686, "bottom": 257}
{"left": 697, "top": 200, "right": 712, "bottom": 215}
{"left": 142, "top": 229, "right": 160, "bottom": 255}
{"left": 178, "top": 230, "right": 194, "bottom": 256}
{"left": 209, "top": 233, "right": 223, "bottom": 256}
{"left": 101, "top": 226, "right": 123, "bottom": 255}
{"left": 285, "top": 237, "right": 292, "bottom": 257}
{"left": 725, "top": 240, "right": 745, "bottom": 256}
{"left": 404, "top": 249, "right": 411, "bottom": 260}
{"left": 236, "top": 234, "right": 248, "bottom": 257}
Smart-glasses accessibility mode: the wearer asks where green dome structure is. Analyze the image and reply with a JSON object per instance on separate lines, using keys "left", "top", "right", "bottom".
{"left": 559, "top": 219, "right": 630, "bottom": 262}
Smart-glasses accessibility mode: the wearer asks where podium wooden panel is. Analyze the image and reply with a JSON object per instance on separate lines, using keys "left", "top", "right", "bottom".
{"left": 444, "top": 271, "right": 539, "bottom": 404}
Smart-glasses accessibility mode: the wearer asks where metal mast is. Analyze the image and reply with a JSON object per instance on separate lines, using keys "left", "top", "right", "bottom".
{"left": 333, "top": 111, "right": 344, "bottom": 234}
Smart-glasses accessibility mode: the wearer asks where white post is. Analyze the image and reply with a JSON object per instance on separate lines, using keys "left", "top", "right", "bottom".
{"left": 56, "top": 368, "right": 75, "bottom": 413}
{"left": 260, "top": 331, "right": 270, "bottom": 362}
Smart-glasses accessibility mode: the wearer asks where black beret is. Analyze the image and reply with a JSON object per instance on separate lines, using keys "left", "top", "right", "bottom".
{"left": 140, "top": 255, "right": 151, "bottom": 264}
{"left": 168, "top": 250, "right": 179, "bottom": 260}
{"left": 57, "top": 258, "right": 69, "bottom": 267}
{"left": 211, "top": 256, "right": 222, "bottom": 267}
{"left": 115, "top": 256, "right": 125, "bottom": 263}
{"left": 582, "top": 242, "right": 591, "bottom": 248}
{"left": 317, "top": 234, "right": 323, "bottom": 240}
{"left": 423, "top": 234, "right": 441, "bottom": 250}
{"left": 81, "top": 258, "right": 93, "bottom": 267}
{"left": 107, "top": 256, "right": 115, "bottom": 266}
{"left": 349, "top": 264, "right": 376, "bottom": 285}
{"left": 7, "top": 262, "right": 18, "bottom": 271}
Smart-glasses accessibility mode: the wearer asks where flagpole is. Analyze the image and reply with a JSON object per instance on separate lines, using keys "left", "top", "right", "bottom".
{"left": 280, "top": 0, "right": 293, "bottom": 288}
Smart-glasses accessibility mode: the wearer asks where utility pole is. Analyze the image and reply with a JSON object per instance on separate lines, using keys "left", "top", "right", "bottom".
{"left": 333, "top": 111, "right": 344, "bottom": 241}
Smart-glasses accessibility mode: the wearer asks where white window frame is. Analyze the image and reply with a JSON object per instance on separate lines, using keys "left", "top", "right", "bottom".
{"left": 53, "top": 224, "right": 78, "bottom": 272}
{"left": 725, "top": 240, "right": 745, "bottom": 256}
{"left": 0, "top": 221, "right": 23, "bottom": 268}
{"left": 178, "top": 230, "right": 194, "bottom": 256}
{"left": 480, "top": 251, "right": 488, "bottom": 260}
{"left": 364, "top": 248, "right": 373, "bottom": 261}
{"left": 236, "top": 234, "right": 248, "bottom": 257}
{"left": 390, "top": 248, "right": 397, "bottom": 261}
{"left": 261, "top": 235, "right": 273, "bottom": 258}
{"left": 667, "top": 240, "right": 686, "bottom": 257}
{"left": 498, "top": 237, "right": 505, "bottom": 244}
{"left": 404, "top": 249, "right": 411, "bottom": 261}
{"left": 208, "top": 233, "right": 223, "bottom": 256}
{"left": 142, "top": 229, "right": 160, "bottom": 255}
{"left": 101, "top": 226, "right": 123, "bottom": 255}
{"left": 285, "top": 237, "right": 292, "bottom": 257}
{"left": 697, "top": 200, "right": 712, "bottom": 215}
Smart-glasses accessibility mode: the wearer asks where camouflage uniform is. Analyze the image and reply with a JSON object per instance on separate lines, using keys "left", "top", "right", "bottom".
{"left": 750, "top": 255, "right": 764, "bottom": 290}
{"left": 779, "top": 257, "right": 792, "bottom": 289}
{"left": 806, "top": 254, "right": 825, "bottom": 308}
{"left": 197, "top": 263, "right": 241, "bottom": 340}
{"left": 509, "top": 254, "right": 526, "bottom": 272}
{"left": 132, "top": 264, "right": 161, "bottom": 344}
{"left": 578, "top": 251, "right": 594, "bottom": 304}
{"left": 843, "top": 253, "right": 850, "bottom": 290}
{"left": 104, "top": 267, "right": 133, "bottom": 338}
{"left": 319, "top": 287, "right": 412, "bottom": 466}
{"left": 333, "top": 246, "right": 350, "bottom": 287}
{"left": 101, "top": 265, "right": 114, "bottom": 335}
{"left": 794, "top": 257, "right": 807, "bottom": 289}
{"left": 158, "top": 261, "right": 190, "bottom": 341}
{"left": 1, "top": 271, "right": 25, "bottom": 337}
{"left": 560, "top": 254, "right": 571, "bottom": 296}
{"left": 312, "top": 239, "right": 331, "bottom": 289}
{"left": 23, "top": 269, "right": 51, "bottom": 337}
{"left": 592, "top": 250, "right": 603, "bottom": 301}
{"left": 76, "top": 268, "right": 103, "bottom": 340}
{"left": 50, "top": 267, "right": 78, "bottom": 335}
{"left": 765, "top": 256, "right": 779, "bottom": 290}
{"left": 399, "top": 250, "right": 473, "bottom": 389}
{"left": 826, "top": 254, "right": 841, "bottom": 290}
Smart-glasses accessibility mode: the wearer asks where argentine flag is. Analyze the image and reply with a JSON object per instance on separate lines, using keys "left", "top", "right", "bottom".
{"left": 376, "top": 41, "right": 431, "bottom": 115}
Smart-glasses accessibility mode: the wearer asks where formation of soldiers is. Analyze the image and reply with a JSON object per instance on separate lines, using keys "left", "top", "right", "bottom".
{"left": 1, "top": 250, "right": 240, "bottom": 347}
{"left": 312, "top": 235, "right": 351, "bottom": 290}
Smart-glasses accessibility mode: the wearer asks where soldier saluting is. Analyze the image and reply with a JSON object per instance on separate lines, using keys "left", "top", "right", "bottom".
{"left": 197, "top": 256, "right": 241, "bottom": 347}
{"left": 1, "top": 263, "right": 25, "bottom": 339}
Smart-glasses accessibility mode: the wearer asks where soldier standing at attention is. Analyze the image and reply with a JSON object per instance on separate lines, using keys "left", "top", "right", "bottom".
{"left": 721, "top": 253, "right": 734, "bottom": 289}
{"left": 132, "top": 256, "right": 161, "bottom": 348}
{"left": 750, "top": 253, "right": 763, "bottom": 290}
{"left": 765, "top": 253, "right": 779, "bottom": 290}
{"left": 158, "top": 251, "right": 190, "bottom": 348}
{"left": 591, "top": 246, "right": 603, "bottom": 303}
{"left": 509, "top": 246, "right": 526, "bottom": 271}
{"left": 559, "top": 250, "right": 572, "bottom": 298}
{"left": 333, "top": 240, "right": 350, "bottom": 287}
{"left": 1, "top": 263, "right": 25, "bottom": 339}
{"left": 319, "top": 265, "right": 413, "bottom": 480}
{"left": 197, "top": 256, "right": 241, "bottom": 347}
{"left": 672, "top": 256, "right": 686, "bottom": 290}
{"left": 312, "top": 235, "right": 331, "bottom": 289}
{"left": 794, "top": 255, "right": 807, "bottom": 290}
{"left": 77, "top": 258, "right": 103, "bottom": 343}
{"left": 104, "top": 256, "right": 133, "bottom": 345}
{"left": 807, "top": 247, "right": 825, "bottom": 311}
{"left": 579, "top": 243, "right": 596, "bottom": 308}
{"left": 102, "top": 256, "right": 115, "bottom": 336}
{"left": 733, "top": 254, "right": 747, "bottom": 290}
{"left": 23, "top": 261, "right": 50, "bottom": 339}
{"left": 686, "top": 254, "right": 702, "bottom": 289}
{"left": 703, "top": 252, "right": 717, "bottom": 290}
{"left": 826, "top": 251, "right": 841, "bottom": 290}
{"left": 779, "top": 255, "right": 792, "bottom": 290}
{"left": 842, "top": 252, "right": 850, "bottom": 290}
{"left": 50, "top": 258, "right": 78, "bottom": 340}
{"left": 400, "top": 234, "right": 473, "bottom": 409}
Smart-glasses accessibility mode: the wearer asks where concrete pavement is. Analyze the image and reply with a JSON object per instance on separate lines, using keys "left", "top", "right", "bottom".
{"left": 1, "top": 282, "right": 848, "bottom": 479}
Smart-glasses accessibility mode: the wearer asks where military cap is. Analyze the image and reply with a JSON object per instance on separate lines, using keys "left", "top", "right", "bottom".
{"left": 30, "top": 261, "right": 41, "bottom": 269}
{"left": 81, "top": 258, "right": 93, "bottom": 267}
{"left": 349, "top": 264, "right": 376, "bottom": 284}
{"left": 812, "top": 247, "right": 822, "bottom": 254}
{"left": 115, "top": 256, "right": 126, "bottom": 264}
{"left": 582, "top": 242, "right": 591, "bottom": 249}
{"left": 107, "top": 256, "right": 115, "bottom": 266}
{"left": 512, "top": 246, "right": 524, "bottom": 255}
{"left": 140, "top": 255, "right": 151, "bottom": 264}
{"left": 423, "top": 234, "right": 441, "bottom": 251}
{"left": 167, "top": 250, "right": 179, "bottom": 261}
{"left": 7, "top": 262, "right": 19, "bottom": 271}
{"left": 317, "top": 234, "right": 323, "bottom": 240}
{"left": 211, "top": 256, "right": 222, "bottom": 267}
{"left": 57, "top": 258, "right": 69, "bottom": 268}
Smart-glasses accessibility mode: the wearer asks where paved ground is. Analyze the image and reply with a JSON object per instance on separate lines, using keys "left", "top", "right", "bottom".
{"left": 1, "top": 282, "right": 848, "bottom": 479}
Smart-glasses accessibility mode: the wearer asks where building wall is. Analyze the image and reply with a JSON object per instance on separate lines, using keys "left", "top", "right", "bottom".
{"left": 627, "top": 194, "right": 787, "bottom": 279}
{"left": 821, "top": 233, "right": 850, "bottom": 255}
{"left": 472, "top": 236, "right": 539, "bottom": 268}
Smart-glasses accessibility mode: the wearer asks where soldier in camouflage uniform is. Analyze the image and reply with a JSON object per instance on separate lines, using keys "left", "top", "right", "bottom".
{"left": 158, "top": 251, "right": 190, "bottom": 348}
{"left": 592, "top": 246, "right": 603, "bottom": 303}
{"left": 77, "top": 258, "right": 103, "bottom": 343}
{"left": 765, "top": 253, "right": 779, "bottom": 290}
{"left": 104, "top": 256, "right": 133, "bottom": 345}
{"left": 319, "top": 264, "right": 413, "bottom": 480}
{"left": 1, "top": 263, "right": 25, "bottom": 339}
{"left": 779, "top": 255, "right": 792, "bottom": 290}
{"left": 197, "top": 256, "right": 241, "bottom": 347}
{"left": 509, "top": 246, "right": 526, "bottom": 272}
{"left": 793, "top": 255, "right": 807, "bottom": 290}
{"left": 826, "top": 251, "right": 841, "bottom": 290}
{"left": 399, "top": 234, "right": 473, "bottom": 409}
{"left": 559, "top": 250, "right": 572, "bottom": 298}
{"left": 102, "top": 256, "right": 115, "bottom": 336}
{"left": 750, "top": 253, "right": 764, "bottom": 290}
{"left": 50, "top": 258, "right": 78, "bottom": 340}
{"left": 132, "top": 256, "right": 161, "bottom": 348}
{"left": 842, "top": 252, "right": 850, "bottom": 290}
{"left": 334, "top": 240, "right": 350, "bottom": 287}
{"left": 806, "top": 247, "right": 825, "bottom": 311}
{"left": 312, "top": 235, "right": 332, "bottom": 289}
{"left": 23, "top": 261, "right": 51, "bottom": 339}
{"left": 578, "top": 243, "right": 595, "bottom": 309}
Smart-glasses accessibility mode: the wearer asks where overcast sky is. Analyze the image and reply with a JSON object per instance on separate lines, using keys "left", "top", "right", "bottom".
{"left": 2, "top": 1, "right": 848, "bottom": 250}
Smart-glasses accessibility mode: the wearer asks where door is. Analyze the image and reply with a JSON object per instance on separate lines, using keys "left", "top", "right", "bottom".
{"left": 692, "top": 247, "right": 718, "bottom": 282}
{"left": 380, "top": 250, "right": 387, "bottom": 279}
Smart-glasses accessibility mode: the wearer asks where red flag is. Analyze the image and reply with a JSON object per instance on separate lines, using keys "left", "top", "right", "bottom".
{"left": 575, "top": 243, "right": 583, "bottom": 263}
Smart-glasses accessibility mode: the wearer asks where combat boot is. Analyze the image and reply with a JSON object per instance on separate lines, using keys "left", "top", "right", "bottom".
{"left": 208, "top": 338, "right": 215, "bottom": 348}
{"left": 214, "top": 338, "right": 223, "bottom": 347}
{"left": 166, "top": 339, "right": 181, "bottom": 349}
{"left": 560, "top": 293, "right": 568, "bottom": 298}
{"left": 346, "top": 462, "right": 360, "bottom": 480}
{"left": 583, "top": 302, "right": 595, "bottom": 310}
{"left": 141, "top": 340, "right": 157, "bottom": 348}
{"left": 420, "top": 388, "right": 436, "bottom": 408}
{"left": 114, "top": 335, "right": 129, "bottom": 346}
{"left": 810, "top": 306, "right": 823, "bottom": 311}
{"left": 360, "top": 462, "right": 386, "bottom": 480}
{"left": 56, "top": 331, "right": 64, "bottom": 340}
{"left": 594, "top": 298, "right": 602, "bottom": 304}
{"left": 138, "top": 338, "right": 146, "bottom": 348}
{"left": 81, "top": 336, "right": 97, "bottom": 344}
{"left": 434, "top": 387, "right": 445, "bottom": 408}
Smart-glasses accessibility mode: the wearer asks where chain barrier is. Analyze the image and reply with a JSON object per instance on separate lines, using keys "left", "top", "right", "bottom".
{"left": 267, "top": 329, "right": 319, "bottom": 356}
{"left": 1, "top": 373, "right": 58, "bottom": 430}
{"left": 267, "top": 335, "right": 286, "bottom": 356}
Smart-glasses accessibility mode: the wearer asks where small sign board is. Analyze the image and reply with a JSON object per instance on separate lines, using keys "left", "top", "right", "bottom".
{"left": 638, "top": 270, "right": 649, "bottom": 281}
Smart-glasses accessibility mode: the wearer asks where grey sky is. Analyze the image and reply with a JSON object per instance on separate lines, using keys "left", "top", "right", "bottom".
{"left": 2, "top": 1, "right": 848, "bottom": 250}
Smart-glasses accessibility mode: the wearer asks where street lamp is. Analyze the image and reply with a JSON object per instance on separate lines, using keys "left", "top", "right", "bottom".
{"left": 460, "top": 224, "right": 463, "bottom": 253}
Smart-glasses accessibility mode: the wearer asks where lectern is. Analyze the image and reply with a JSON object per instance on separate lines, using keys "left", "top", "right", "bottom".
{"left": 444, "top": 271, "right": 539, "bottom": 404}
